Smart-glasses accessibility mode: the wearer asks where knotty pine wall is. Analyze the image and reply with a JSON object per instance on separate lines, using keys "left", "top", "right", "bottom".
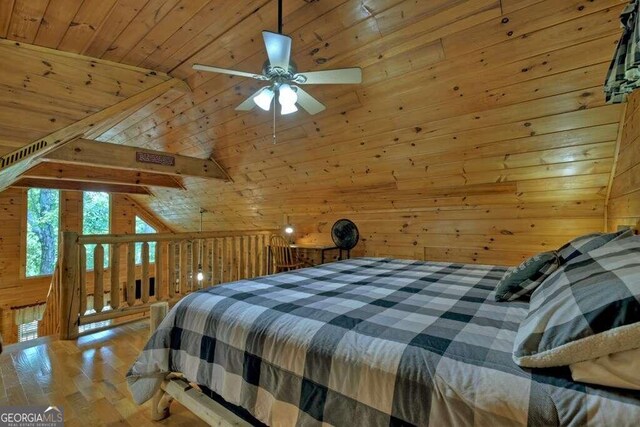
{"left": 0, "top": 189, "right": 170, "bottom": 344}
{"left": 607, "top": 90, "right": 640, "bottom": 232}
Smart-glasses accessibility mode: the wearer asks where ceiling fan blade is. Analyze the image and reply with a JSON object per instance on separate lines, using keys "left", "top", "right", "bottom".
{"left": 235, "top": 87, "right": 268, "bottom": 111}
{"left": 193, "top": 64, "right": 269, "bottom": 81}
{"left": 262, "top": 31, "right": 292, "bottom": 69}
{"left": 295, "top": 68, "right": 362, "bottom": 85}
{"left": 294, "top": 87, "right": 326, "bottom": 115}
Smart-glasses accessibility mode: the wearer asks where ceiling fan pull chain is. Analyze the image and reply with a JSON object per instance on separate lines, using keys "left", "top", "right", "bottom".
{"left": 273, "top": 99, "right": 277, "bottom": 144}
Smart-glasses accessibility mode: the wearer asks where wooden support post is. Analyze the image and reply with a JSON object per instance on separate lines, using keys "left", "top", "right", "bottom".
{"left": 156, "top": 242, "right": 165, "bottom": 300}
{"left": 59, "top": 231, "right": 80, "bottom": 340}
{"left": 142, "top": 242, "right": 150, "bottom": 303}
{"left": 94, "top": 244, "right": 104, "bottom": 312}
{"left": 127, "top": 242, "right": 136, "bottom": 306}
{"left": 110, "top": 243, "right": 121, "bottom": 309}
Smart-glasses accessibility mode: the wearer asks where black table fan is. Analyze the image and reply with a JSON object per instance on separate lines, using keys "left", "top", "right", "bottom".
{"left": 331, "top": 219, "right": 359, "bottom": 260}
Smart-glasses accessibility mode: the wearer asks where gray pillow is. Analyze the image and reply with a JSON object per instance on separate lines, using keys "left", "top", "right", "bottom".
{"left": 513, "top": 235, "right": 640, "bottom": 368}
{"left": 495, "top": 251, "right": 559, "bottom": 302}
{"left": 557, "top": 229, "right": 633, "bottom": 264}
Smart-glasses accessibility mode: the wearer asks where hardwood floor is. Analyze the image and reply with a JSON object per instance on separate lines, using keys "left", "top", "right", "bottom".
{"left": 0, "top": 320, "right": 207, "bottom": 426}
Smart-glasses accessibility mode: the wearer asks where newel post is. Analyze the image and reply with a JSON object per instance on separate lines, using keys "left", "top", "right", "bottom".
{"left": 59, "top": 231, "right": 80, "bottom": 340}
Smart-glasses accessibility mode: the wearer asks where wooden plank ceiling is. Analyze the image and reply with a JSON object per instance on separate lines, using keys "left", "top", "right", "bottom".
{"left": 0, "top": 0, "right": 627, "bottom": 264}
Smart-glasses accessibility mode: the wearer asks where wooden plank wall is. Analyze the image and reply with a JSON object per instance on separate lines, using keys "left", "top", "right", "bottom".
{"left": 0, "top": 1, "right": 627, "bottom": 267}
{"left": 607, "top": 90, "right": 640, "bottom": 231}
{"left": 0, "top": 189, "right": 170, "bottom": 344}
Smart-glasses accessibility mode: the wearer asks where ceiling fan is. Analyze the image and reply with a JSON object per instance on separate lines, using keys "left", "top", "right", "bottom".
{"left": 192, "top": 0, "right": 362, "bottom": 116}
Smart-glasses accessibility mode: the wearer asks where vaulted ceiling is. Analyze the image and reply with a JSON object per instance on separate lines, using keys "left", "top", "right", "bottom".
{"left": 0, "top": 0, "right": 627, "bottom": 259}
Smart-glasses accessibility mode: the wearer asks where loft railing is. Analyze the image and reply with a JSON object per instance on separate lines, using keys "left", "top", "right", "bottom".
{"left": 55, "top": 229, "right": 276, "bottom": 339}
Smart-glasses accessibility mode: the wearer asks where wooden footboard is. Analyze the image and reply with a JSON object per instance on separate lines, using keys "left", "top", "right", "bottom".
{"left": 148, "top": 302, "right": 251, "bottom": 426}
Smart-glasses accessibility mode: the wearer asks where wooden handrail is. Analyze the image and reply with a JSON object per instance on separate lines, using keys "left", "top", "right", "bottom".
{"left": 57, "top": 229, "right": 276, "bottom": 340}
{"left": 77, "top": 230, "right": 277, "bottom": 244}
{"left": 37, "top": 263, "right": 60, "bottom": 337}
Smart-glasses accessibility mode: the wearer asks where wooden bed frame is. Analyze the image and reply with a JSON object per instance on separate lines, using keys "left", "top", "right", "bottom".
{"left": 148, "top": 302, "right": 252, "bottom": 427}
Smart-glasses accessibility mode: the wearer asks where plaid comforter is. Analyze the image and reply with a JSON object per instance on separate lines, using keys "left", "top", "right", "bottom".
{"left": 127, "top": 258, "right": 640, "bottom": 426}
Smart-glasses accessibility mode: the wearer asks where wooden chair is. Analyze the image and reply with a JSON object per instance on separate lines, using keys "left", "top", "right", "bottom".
{"left": 270, "top": 235, "right": 303, "bottom": 273}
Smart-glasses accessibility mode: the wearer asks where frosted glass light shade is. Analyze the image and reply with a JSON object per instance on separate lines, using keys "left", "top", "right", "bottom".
{"left": 254, "top": 88, "right": 274, "bottom": 111}
{"left": 280, "top": 103, "right": 298, "bottom": 115}
{"left": 278, "top": 84, "right": 298, "bottom": 107}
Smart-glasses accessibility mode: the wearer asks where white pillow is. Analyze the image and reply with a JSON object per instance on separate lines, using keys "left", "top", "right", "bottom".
{"left": 570, "top": 347, "right": 640, "bottom": 390}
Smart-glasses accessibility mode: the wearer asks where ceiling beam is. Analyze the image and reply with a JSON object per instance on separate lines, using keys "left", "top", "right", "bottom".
{"left": 43, "top": 138, "right": 230, "bottom": 180}
{"left": 23, "top": 162, "right": 185, "bottom": 189}
{"left": 0, "top": 77, "right": 190, "bottom": 193}
{"left": 12, "top": 178, "right": 152, "bottom": 195}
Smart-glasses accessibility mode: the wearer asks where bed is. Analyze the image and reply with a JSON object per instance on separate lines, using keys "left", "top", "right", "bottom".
{"left": 127, "top": 257, "right": 640, "bottom": 426}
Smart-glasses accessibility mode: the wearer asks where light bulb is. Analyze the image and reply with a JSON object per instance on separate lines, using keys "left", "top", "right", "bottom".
{"left": 196, "top": 264, "right": 203, "bottom": 282}
{"left": 254, "top": 88, "right": 274, "bottom": 111}
{"left": 278, "top": 84, "right": 298, "bottom": 107}
{"left": 280, "top": 103, "right": 298, "bottom": 115}
{"left": 284, "top": 226, "right": 294, "bottom": 234}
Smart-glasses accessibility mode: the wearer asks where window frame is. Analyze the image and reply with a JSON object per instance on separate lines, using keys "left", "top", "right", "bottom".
{"left": 82, "top": 191, "right": 112, "bottom": 271}
{"left": 23, "top": 188, "right": 61, "bottom": 279}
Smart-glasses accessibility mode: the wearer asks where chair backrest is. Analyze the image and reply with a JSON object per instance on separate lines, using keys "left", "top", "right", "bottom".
{"left": 270, "top": 235, "right": 294, "bottom": 267}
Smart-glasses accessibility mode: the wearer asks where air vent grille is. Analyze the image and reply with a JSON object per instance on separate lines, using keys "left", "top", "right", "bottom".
{"left": 0, "top": 140, "right": 48, "bottom": 170}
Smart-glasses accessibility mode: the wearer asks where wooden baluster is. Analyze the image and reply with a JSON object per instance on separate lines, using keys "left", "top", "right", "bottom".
{"left": 239, "top": 236, "right": 245, "bottom": 280}
{"left": 180, "top": 241, "right": 189, "bottom": 294}
{"left": 79, "top": 245, "right": 87, "bottom": 316}
{"left": 156, "top": 241, "right": 164, "bottom": 300}
{"left": 231, "top": 237, "right": 237, "bottom": 282}
{"left": 110, "top": 243, "right": 120, "bottom": 309}
{"left": 127, "top": 242, "right": 136, "bottom": 306}
{"left": 142, "top": 242, "right": 150, "bottom": 304}
{"left": 202, "top": 239, "right": 210, "bottom": 287}
{"left": 258, "top": 235, "right": 266, "bottom": 276}
{"left": 221, "top": 237, "right": 228, "bottom": 283}
{"left": 94, "top": 244, "right": 104, "bottom": 313}
{"left": 193, "top": 239, "right": 201, "bottom": 289}
{"left": 212, "top": 238, "right": 219, "bottom": 285}
{"left": 251, "top": 235, "right": 258, "bottom": 278}
{"left": 60, "top": 231, "right": 80, "bottom": 340}
{"left": 168, "top": 242, "right": 176, "bottom": 298}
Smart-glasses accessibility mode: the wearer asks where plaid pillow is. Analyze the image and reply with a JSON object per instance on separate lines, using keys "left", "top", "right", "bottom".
{"left": 557, "top": 229, "right": 633, "bottom": 264}
{"left": 495, "top": 251, "right": 559, "bottom": 302}
{"left": 513, "top": 235, "right": 640, "bottom": 368}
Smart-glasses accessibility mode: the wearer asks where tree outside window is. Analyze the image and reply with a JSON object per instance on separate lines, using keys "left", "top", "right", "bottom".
{"left": 135, "top": 216, "right": 156, "bottom": 264}
{"left": 26, "top": 189, "right": 60, "bottom": 277}
{"left": 83, "top": 192, "right": 110, "bottom": 269}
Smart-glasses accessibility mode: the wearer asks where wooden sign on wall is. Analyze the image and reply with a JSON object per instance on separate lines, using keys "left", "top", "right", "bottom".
{"left": 136, "top": 152, "right": 175, "bottom": 167}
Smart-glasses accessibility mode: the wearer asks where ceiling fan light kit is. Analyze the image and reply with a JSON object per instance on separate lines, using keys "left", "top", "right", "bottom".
{"left": 192, "top": 1, "right": 362, "bottom": 116}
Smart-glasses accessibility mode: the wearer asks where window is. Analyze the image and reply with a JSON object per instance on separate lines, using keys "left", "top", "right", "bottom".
{"left": 83, "top": 192, "right": 110, "bottom": 269}
{"left": 26, "top": 189, "right": 60, "bottom": 277}
{"left": 135, "top": 216, "right": 156, "bottom": 264}
{"left": 18, "top": 320, "right": 38, "bottom": 342}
